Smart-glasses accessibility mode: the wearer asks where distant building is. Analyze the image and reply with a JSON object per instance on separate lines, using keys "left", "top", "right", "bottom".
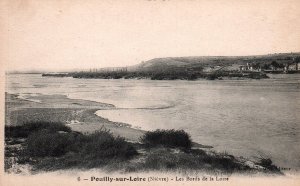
{"left": 288, "top": 63, "right": 300, "bottom": 71}
{"left": 239, "top": 63, "right": 261, "bottom": 72}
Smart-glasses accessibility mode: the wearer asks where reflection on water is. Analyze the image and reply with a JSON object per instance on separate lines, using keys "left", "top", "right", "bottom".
{"left": 6, "top": 73, "right": 300, "bottom": 169}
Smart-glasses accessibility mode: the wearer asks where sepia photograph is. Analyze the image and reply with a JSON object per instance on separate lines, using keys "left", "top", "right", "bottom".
{"left": 1, "top": 0, "right": 300, "bottom": 185}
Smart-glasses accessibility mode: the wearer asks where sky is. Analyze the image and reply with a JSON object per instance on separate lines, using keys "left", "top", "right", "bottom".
{"left": 1, "top": 0, "right": 300, "bottom": 71}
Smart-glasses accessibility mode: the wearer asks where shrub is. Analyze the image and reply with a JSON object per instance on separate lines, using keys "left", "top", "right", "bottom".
{"left": 5, "top": 122, "right": 71, "bottom": 138}
{"left": 81, "top": 129, "right": 137, "bottom": 159}
{"left": 5, "top": 125, "right": 29, "bottom": 138}
{"left": 26, "top": 127, "right": 137, "bottom": 160}
{"left": 247, "top": 72, "right": 268, "bottom": 79}
{"left": 206, "top": 74, "right": 218, "bottom": 80}
{"left": 140, "top": 129, "right": 192, "bottom": 149}
{"left": 26, "top": 129, "right": 76, "bottom": 157}
{"left": 258, "top": 158, "right": 280, "bottom": 171}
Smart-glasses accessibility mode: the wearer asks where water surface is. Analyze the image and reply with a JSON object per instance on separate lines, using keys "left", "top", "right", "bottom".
{"left": 6, "top": 73, "right": 300, "bottom": 170}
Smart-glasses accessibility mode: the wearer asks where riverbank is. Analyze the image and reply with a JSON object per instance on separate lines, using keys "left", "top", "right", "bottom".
{"left": 5, "top": 93, "right": 144, "bottom": 142}
{"left": 5, "top": 93, "right": 282, "bottom": 175}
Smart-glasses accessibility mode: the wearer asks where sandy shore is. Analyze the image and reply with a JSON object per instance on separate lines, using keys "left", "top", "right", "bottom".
{"left": 5, "top": 93, "right": 145, "bottom": 142}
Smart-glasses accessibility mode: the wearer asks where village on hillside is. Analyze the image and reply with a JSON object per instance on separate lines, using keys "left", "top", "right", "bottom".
{"left": 42, "top": 54, "right": 300, "bottom": 80}
{"left": 238, "top": 57, "right": 299, "bottom": 73}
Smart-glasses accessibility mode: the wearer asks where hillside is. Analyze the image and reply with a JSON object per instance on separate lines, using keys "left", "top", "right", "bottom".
{"left": 128, "top": 53, "right": 300, "bottom": 72}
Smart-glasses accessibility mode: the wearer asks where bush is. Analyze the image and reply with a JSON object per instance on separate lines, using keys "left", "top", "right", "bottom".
{"left": 82, "top": 129, "right": 137, "bottom": 159}
{"left": 206, "top": 74, "right": 218, "bottom": 80}
{"left": 140, "top": 129, "right": 192, "bottom": 149}
{"left": 26, "top": 130, "right": 76, "bottom": 157}
{"left": 5, "top": 122, "right": 71, "bottom": 138}
{"left": 26, "top": 127, "right": 137, "bottom": 160}
{"left": 258, "top": 158, "right": 280, "bottom": 171}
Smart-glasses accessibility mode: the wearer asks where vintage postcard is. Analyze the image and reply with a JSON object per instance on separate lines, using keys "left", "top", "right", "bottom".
{"left": 1, "top": 0, "right": 299, "bottom": 186}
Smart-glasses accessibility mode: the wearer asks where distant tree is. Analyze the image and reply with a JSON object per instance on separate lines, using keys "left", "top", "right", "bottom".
{"left": 263, "top": 64, "right": 270, "bottom": 70}
{"left": 252, "top": 63, "right": 261, "bottom": 69}
{"left": 271, "top": 61, "right": 284, "bottom": 69}
{"left": 295, "top": 56, "right": 300, "bottom": 70}
{"left": 285, "top": 57, "right": 292, "bottom": 60}
{"left": 271, "top": 61, "right": 279, "bottom": 68}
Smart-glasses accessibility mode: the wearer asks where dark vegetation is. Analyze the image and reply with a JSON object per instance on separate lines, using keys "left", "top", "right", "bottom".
{"left": 43, "top": 70, "right": 268, "bottom": 80}
{"left": 127, "top": 148, "right": 250, "bottom": 173}
{"left": 43, "top": 71, "right": 201, "bottom": 80}
{"left": 26, "top": 129, "right": 76, "bottom": 157}
{"left": 5, "top": 122, "right": 137, "bottom": 170}
{"left": 140, "top": 129, "right": 192, "bottom": 149}
{"left": 5, "top": 122, "right": 281, "bottom": 174}
{"left": 5, "top": 122, "right": 71, "bottom": 138}
{"left": 133, "top": 130, "right": 280, "bottom": 173}
{"left": 258, "top": 158, "right": 280, "bottom": 172}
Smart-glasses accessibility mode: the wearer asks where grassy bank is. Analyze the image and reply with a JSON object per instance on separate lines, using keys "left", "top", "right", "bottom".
{"left": 5, "top": 122, "right": 281, "bottom": 175}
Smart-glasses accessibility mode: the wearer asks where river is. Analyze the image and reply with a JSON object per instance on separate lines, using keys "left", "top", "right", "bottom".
{"left": 6, "top": 73, "right": 300, "bottom": 170}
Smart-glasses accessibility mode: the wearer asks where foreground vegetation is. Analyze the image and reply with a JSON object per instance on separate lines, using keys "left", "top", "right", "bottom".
{"left": 5, "top": 122, "right": 281, "bottom": 174}
{"left": 5, "top": 122, "right": 137, "bottom": 171}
